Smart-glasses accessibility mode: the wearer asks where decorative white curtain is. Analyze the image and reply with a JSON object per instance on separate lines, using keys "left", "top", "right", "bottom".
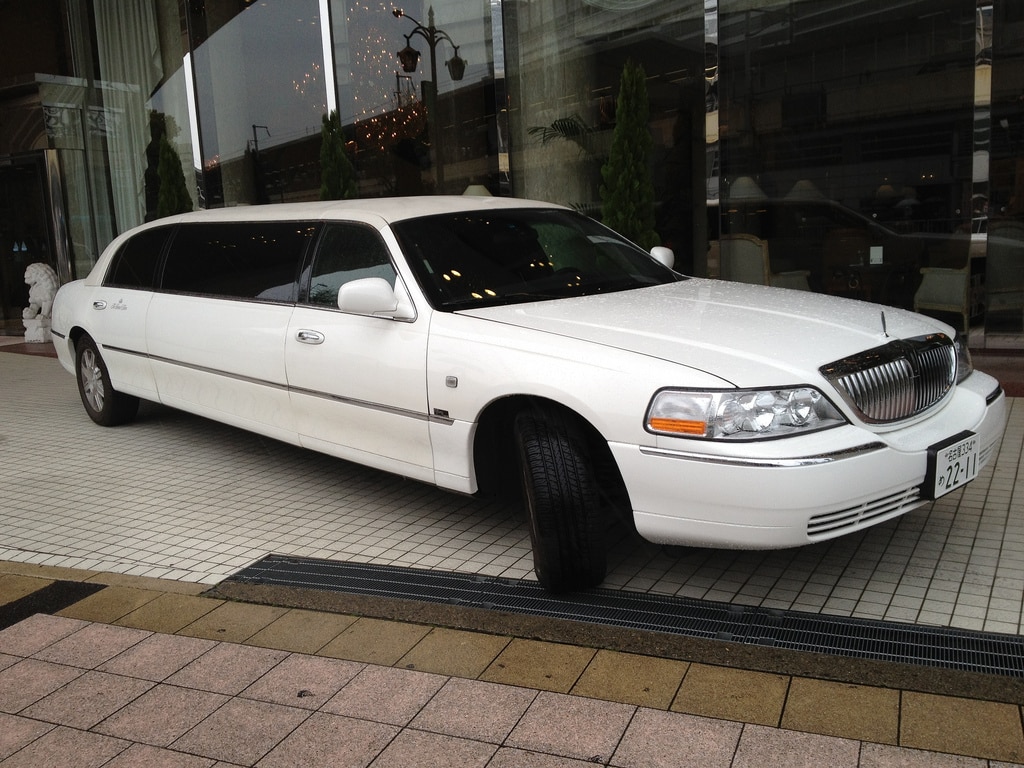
{"left": 93, "top": 0, "right": 163, "bottom": 232}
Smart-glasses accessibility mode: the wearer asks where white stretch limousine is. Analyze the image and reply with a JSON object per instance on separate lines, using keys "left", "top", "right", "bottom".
{"left": 51, "top": 197, "right": 1008, "bottom": 591}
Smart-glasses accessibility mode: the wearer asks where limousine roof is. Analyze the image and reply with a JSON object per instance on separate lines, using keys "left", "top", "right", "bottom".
{"left": 83, "top": 197, "right": 576, "bottom": 288}
{"left": 152, "top": 195, "right": 564, "bottom": 227}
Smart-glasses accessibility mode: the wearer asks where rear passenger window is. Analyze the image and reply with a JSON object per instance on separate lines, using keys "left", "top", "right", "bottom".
{"left": 160, "top": 222, "right": 318, "bottom": 301}
{"left": 305, "top": 223, "right": 396, "bottom": 307}
{"left": 104, "top": 227, "right": 170, "bottom": 289}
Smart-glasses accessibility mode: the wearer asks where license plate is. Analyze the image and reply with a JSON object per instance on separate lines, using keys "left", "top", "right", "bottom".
{"left": 924, "top": 431, "right": 979, "bottom": 500}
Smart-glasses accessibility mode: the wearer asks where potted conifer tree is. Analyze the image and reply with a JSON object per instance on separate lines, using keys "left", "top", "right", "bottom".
{"left": 600, "top": 59, "right": 659, "bottom": 250}
{"left": 156, "top": 134, "right": 193, "bottom": 217}
{"left": 320, "top": 110, "right": 358, "bottom": 200}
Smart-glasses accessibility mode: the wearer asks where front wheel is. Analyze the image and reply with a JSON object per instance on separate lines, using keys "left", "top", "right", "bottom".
{"left": 514, "top": 407, "right": 606, "bottom": 592}
{"left": 76, "top": 334, "right": 139, "bottom": 426}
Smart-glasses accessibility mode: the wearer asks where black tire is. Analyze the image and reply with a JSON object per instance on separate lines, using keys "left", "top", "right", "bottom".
{"left": 514, "top": 407, "right": 606, "bottom": 592}
{"left": 75, "top": 334, "right": 139, "bottom": 426}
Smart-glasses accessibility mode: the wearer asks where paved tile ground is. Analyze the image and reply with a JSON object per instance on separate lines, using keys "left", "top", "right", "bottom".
{"left": 2, "top": 600, "right": 1024, "bottom": 767}
{"left": 1, "top": 344, "right": 1024, "bottom": 765}
{"left": 1, "top": 351, "right": 1022, "bottom": 633}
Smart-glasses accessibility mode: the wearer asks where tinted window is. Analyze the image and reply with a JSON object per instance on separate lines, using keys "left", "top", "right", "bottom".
{"left": 305, "top": 223, "right": 396, "bottom": 307}
{"left": 160, "top": 222, "right": 318, "bottom": 300}
{"left": 392, "top": 208, "right": 680, "bottom": 311}
{"left": 104, "top": 227, "right": 170, "bottom": 289}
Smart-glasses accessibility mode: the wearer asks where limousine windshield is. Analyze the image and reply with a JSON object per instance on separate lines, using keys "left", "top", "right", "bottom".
{"left": 392, "top": 209, "right": 682, "bottom": 311}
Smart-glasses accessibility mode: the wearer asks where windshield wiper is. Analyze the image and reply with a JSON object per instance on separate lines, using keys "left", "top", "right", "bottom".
{"left": 501, "top": 291, "right": 567, "bottom": 303}
{"left": 438, "top": 291, "right": 562, "bottom": 310}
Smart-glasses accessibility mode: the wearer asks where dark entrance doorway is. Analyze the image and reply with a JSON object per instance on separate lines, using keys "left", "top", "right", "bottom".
{"left": 0, "top": 153, "right": 58, "bottom": 336}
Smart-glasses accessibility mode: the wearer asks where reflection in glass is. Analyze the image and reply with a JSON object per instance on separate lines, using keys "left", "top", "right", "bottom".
{"left": 332, "top": 0, "right": 495, "bottom": 196}
{"left": 51, "top": 1, "right": 195, "bottom": 268}
{"left": 715, "top": 0, "right": 977, "bottom": 319}
{"left": 187, "top": 0, "right": 327, "bottom": 206}
{"left": 504, "top": 1, "right": 707, "bottom": 272}
{"left": 987, "top": 2, "right": 1024, "bottom": 334}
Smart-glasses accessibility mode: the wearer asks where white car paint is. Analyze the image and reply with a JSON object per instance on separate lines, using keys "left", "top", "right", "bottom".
{"left": 50, "top": 196, "right": 1008, "bottom": 590}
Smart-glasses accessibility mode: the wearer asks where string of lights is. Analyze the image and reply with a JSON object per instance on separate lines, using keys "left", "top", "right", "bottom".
{"left": 344, "top": 0, "right": 429, "bottom": 153}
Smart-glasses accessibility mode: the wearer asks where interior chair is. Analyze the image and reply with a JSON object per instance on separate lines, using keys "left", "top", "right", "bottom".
{"left": 914, "top": 266, "right": 972, "bottom": 333}
{"left": 985, "top": 219, "right": 1024, "bottom": 330}
{"left": 718, "top": 233, "right": 810, "bottom": 290}
{"left": 913, "top": 233, "right": 975, "bottom": 333}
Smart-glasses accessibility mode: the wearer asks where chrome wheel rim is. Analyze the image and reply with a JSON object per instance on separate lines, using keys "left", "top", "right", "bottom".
{"left": 80, "top": 348, "right": 104, "bottom": 413}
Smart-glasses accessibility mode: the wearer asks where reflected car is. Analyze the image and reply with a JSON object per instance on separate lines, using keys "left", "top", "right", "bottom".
{"left": 51, "top": 197, "right": 1007, "bottom": 592}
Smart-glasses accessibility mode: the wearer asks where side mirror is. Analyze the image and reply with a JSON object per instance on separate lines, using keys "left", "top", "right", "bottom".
{"left": 337, "top": 277, "right": 416, "bottom": 320}
{"left": 650, "top": 246, "right": 675, "bottom": 269}
{"left": 338, "top": 277, "right": 398, "bottom": 315}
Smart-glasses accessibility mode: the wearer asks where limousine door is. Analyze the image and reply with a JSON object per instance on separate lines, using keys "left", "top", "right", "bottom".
{"left": 145, "top": 221, "right": 318, "bottom": 443}
{"left": 285, "top": 223, "right": 433, "bottom": 483}
{"left": 83, "top": 225, "right": 174, "bottom": 400}
{"left": 147, "top": 295, "right": 297, "bottom": 440}
{"left": 81, "top": 289, "right": 156, "bottom": 399}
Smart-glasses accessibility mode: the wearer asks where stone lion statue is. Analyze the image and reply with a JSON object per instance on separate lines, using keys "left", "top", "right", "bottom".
{"left": 23, "top": 262, "right": 60, "bottom": 343}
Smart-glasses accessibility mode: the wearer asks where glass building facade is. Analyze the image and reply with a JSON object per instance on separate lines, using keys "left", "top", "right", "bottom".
{"left": 0, "top": 0, "right": 1020, "bottom": 345}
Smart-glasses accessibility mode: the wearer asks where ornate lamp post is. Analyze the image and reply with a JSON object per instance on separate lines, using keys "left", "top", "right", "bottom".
{"left": 393, "top": 7, "right": 465, "bottom": 189}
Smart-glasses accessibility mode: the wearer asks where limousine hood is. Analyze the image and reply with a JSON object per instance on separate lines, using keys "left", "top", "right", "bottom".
{"left": 457, "top": 278, "right": 947, "bottom": 387}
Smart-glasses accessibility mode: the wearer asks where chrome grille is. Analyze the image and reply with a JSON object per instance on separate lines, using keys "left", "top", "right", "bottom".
{"left": 820, "top": 334, "right": 957, "bottom": 423}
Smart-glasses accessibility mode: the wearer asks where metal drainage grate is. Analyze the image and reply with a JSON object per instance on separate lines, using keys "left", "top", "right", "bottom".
{"left": 226, "top": 555, "right": 1024, "bottom": 678}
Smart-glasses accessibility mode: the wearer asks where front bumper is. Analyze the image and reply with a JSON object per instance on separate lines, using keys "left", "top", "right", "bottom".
{"left": 613, "top": 371, "right": 1007, "bottom": 549}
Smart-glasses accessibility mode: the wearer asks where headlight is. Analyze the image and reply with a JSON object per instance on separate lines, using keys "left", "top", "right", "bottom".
{"left": 954, "top": 333, "right": 973, "bottom": 384}
{"left": 646, "top": 387, "right": 847, "bottom": 440}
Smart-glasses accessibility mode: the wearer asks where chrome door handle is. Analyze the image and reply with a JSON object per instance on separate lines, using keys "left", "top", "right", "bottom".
{"left": 296, "top": 329, "right": 325, "bottom": 345}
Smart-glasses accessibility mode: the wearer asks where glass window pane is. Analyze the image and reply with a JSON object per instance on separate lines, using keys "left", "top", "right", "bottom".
{"left": 393, "top": 208, "right": 679, "bottom": 311}
{"left": 503, "top": 1, "right": 707, "bottom": 272}
{"left": 330, "top": 0, "right": 497, "bottom": 196}
{"left": 104, "top": 227, "right": 171, "bottom": 289}
{"left": 987, "top": 1, "right": 1024, "bottom": 334}
{"left": 306, "top": 223, "right": 396, "bottom": 307}
{"left": 161, "top": 222, "right": 317, "bottom": 300}
{"left": 188, "top": 0, "right": 326, "bottom": 207}
{"left": 716, "top": 0, "right": 977, "bottom": 311}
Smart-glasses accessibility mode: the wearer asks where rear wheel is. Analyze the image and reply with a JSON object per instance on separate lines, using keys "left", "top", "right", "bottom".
{"left": 514, "top": 407, "right": 606, "bottom": 592}
{"left": 76, "top": 334, "right": 139, "bottom": 426}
